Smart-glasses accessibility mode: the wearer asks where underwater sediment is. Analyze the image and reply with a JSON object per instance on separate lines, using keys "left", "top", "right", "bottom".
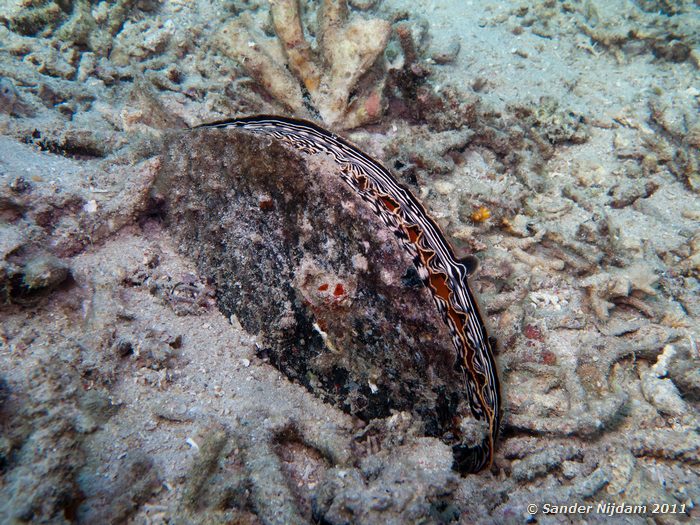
{"left": 0, "top": 0, "right": 698, "bottom": 523}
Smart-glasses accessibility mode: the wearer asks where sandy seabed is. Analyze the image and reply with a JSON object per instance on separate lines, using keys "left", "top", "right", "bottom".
{"left": 0, "top": 1, "right": 698, "bottom": 523}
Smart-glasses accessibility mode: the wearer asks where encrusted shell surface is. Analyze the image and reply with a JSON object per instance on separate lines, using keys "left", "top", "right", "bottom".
{"left": 159, "top": 128, "right": 477, "bottom": 446}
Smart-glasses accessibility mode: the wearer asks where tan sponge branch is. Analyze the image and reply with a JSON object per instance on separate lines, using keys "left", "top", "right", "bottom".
{"left": 217, "top": 0, "right": 391, "bottom": 129}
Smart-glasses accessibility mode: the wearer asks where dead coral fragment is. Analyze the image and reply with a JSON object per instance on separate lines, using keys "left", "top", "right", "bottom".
{"left": 530, "top": 96, "right": 589, "bottom": 145}
{"left": 1, "top": 254, "right": 70, "bottom": 303}
{"left": 578, "top": 263, "right": 658, "bottom": 319}
{"left": 3, "top": 0, "right": 140, "bottom": 56}
{"left": 4, "top": 0, "right": 67, "bottom": 36}
{"left": 0, "top": 78, "right": 34, "bottom": 117}
{"left": 639, "top": 344, "right": 690, "bottom": 418}
{"left": 648, "top": 93, "right": 700, "bottom": 193}
{"left": 217, "top": 15, "right": 305, "bottom": 115}
{"left": 21, "top": 255, "right": 70, "bottom": 292}
{"left": 217, "top": 0, "right": 391, "bottom": 129}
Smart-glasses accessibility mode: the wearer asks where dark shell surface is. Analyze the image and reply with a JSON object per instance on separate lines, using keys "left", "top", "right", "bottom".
{"left": 159, "top": 129, "right": 472, "bottom": 445}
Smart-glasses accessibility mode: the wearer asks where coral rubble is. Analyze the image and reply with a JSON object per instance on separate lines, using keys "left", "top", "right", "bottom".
{"left": 0, "top": 0, "right": 698, "bottom": 522}
{"left": 499, "top": 0, "right": 700, "bottom": 66}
